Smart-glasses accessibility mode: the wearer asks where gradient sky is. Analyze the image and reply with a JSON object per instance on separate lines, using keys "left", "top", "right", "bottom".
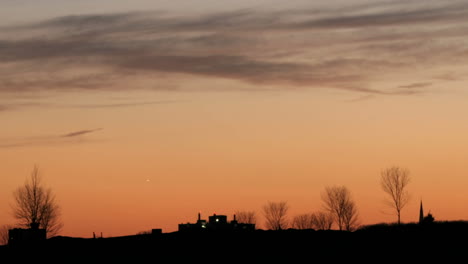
{"left": 2, "top": 0, "right": 468, "bottom": 238}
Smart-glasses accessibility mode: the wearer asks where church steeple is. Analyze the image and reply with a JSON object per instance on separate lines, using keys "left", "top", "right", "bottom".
{"left": 419, "top": 200, "right": 424, "bottom": 224}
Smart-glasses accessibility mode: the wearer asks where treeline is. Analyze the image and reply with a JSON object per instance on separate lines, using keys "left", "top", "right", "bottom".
{"left": 0, "top": 164, "right": 435, "bottom": 244}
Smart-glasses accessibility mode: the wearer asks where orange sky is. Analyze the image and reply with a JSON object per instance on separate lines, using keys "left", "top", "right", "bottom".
{"left": 2, "top": 0, "right": 468, "bottom": 238}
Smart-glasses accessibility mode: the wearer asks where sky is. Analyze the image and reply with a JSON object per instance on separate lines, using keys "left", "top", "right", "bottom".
{"left": 1, "top": 0, "right": 468, "bottom": 238}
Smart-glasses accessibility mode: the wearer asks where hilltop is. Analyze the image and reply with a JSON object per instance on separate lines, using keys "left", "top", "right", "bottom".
{"left": 2, "top": 221, "right": 468, "bottom": 262}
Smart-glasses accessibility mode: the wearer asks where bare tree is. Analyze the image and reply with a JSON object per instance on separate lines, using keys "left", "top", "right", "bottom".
{"left": 235, "top": 210, "right": 256, "bottom": 225}
{"left": 292, "top": 213, "right": 314, "bottom": 229}
{"left": 311, "top": 211, "right": 334, "bottom": 230}
{"left": 342, "top": 199, "right": 360, "bottom": 231}
{"left": 262, "top": 201, "right": 289, "bottom": 230}
{"left": 0, "top": 225, "right": 13, "bottom": 245}
{"left": 11, "top": 165, "right": 63, "bottom": 237}
{"left": 381, "top": 166, "right": 411, "bottom": 225}
{"left": 321, "top": 185, "right": 359, "bottom": 231}
{"left": 292, "top": 211, "right": 336, "bottom": 230}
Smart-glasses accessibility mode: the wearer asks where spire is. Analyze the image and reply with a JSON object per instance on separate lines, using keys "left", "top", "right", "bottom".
{"left": 419, "top": 200, "right": 424, "bottom": 224}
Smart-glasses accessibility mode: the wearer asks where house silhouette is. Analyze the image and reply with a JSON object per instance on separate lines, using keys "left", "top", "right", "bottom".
{"left": 178, "top": 212, "right": 255, "bottom": 232}
{"left": 8, "top": 222, "right": 46, "bottom": 247}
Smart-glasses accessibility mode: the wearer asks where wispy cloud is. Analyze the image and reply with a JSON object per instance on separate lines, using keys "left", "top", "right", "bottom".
{"left": 0, "top": 100, "right": 176, "bottom": 112}
{"left": 1, "top": 1, "right": 467, "bottom": 95}
{"left": 291, "top": 1, "right": 468, "bottom": 30}
{"left": 61, "top": 128, "right": 102, "bottom": 138}
{"left": 68, "top": 101, "right": 177, "bottom": 108}
{"left": 398, "top": 82, "right": 432, "bottom": 89}
{"left": 344, "top": 94, "right": 376, "bottom": 103}
{"left": 0, "top": 102, "right": 46, "bottom": 112}
{"left": 0, "top": 128, "right": 103, "bottom": 148}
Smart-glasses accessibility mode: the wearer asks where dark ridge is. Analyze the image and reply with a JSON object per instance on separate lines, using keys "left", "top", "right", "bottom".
{"left": 2, "top": 221, "right": 467, "bottom": 262}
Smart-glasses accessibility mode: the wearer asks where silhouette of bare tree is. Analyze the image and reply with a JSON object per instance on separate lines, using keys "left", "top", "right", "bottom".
{"left": 235, "top": 210, "right": 256, "bottom": 225}
{"left": 292, "top": 213, "right": 314, "bottom": 229}
{"left": 381, "top": 166, "right": 411, "bottom": 225}
{"left": 322, "top": 185, "right": 359, "bottom": 231}
{"left": 0, "top": 225, "right": 13, "bottom": 245}
{"left": 262, "top": 201, "right": 289, "bottom": 230}
{"left": 311, "top": 211, "right": 334, "bottom": 230}
{"left": 342, "top": 198, "right": 360, "bottom": 231}
{"left": 11, "top": 165, "right": 63, "bottom": 237}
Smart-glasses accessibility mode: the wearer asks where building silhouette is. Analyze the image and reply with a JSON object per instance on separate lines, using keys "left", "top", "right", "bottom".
{"left": 8, "top": 222, "right": 46, "bottom": 247}
{"left": 178, "top": 212, "right": 255, "bottom": 232}
{"left": 419, "top": 200, "right": 424, "bottom": 224}
{"left": 419, "top": 200, "right": 435, "bottom": 224}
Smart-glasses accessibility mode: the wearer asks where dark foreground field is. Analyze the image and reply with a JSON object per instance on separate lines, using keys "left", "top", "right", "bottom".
{"left": 2, "top": 221, "right": 468, "bottom": 262}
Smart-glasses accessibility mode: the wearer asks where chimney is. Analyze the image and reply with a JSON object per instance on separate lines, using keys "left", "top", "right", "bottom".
{"left": 30, "top": 221, "right": 39, "bottom": 230}
{"left": 198, "top": 212, "right": 201, "bottom": 221}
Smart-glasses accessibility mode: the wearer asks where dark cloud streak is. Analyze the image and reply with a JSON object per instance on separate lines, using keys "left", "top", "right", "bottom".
{"left": 0, "top": 128, "right": 103, "bottom": 148}
{"left": 61, "top": 128, "right": 102, "bottom": 138}
{"left": 293, "top": 3, "right": 468, "bottom": 30}
{"left": 399, "top": 82, "right": 432, "bottom": 89}
{"left": 0, "top": 100, "right": 177, "bottom": 112}
{"left": 1, "top": 1, "right": 467, "bottom": 95}
{"left": 0, "top": 139, "right": 94, "bottom": 149}
{"left": 69, "top": 101, "right": 177, "bottom": 108}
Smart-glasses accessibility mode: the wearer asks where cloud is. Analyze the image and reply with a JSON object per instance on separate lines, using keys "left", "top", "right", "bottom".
{"left": 344, "top": 94, "right": 376, "bottom": 103}
{"left": 0, "top": 102, "right": 46, "bottom": 112}
{"left": 0, "top": 128, "right": 103, "bottom": 148}
{"left": 68, "top": 101, "right": 177, "bottom": 108}
{"left": 0, "top": 142, "right": 31, "bottom": 148}
{"left": 0, "top": 100, "right": 177, "bottom": 112}
{"left": 398, "top": 82, "right": 432, "bottom": 89}
{"left": 291, "top": 2, "right": 468, "bottom": 30}
{"left": 434, "top": 73, "right": 461, "bottom": 81}
{"left": 1, "top": 1, "right": 467, "bottom": 95}
{"left": 61, "top": 128, "right": 102, "bottom": 138}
